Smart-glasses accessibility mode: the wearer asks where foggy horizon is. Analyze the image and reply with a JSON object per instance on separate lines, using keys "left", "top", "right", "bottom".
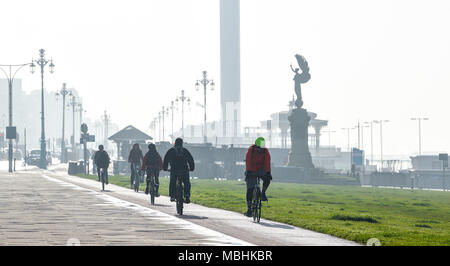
{"left": 1, "top": 0, "right": 450, "bottom": 158}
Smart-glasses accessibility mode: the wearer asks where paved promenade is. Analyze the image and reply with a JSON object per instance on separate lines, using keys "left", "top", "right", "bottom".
{"left": 0, "top": 165, "right": 359, "bottom": 246}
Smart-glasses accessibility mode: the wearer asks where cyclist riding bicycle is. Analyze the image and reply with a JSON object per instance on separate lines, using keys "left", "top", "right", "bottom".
{"left": 94, "top": 145, "right": 111, "bottom": 184}
{"left": 244, "top": 137, "right": 272, "bottom": 217}
{"left": 163, "top": 138, "right": 195, "bottom": 203}
{"left": 142, "top": 143, "right": 162, "bottom": 197}
{"left": 128, "top": 143, "right": 143, "bottom": 187}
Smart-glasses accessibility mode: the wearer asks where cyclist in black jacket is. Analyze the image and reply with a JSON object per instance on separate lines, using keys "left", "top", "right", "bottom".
{"left": 94, "top": 145, "right": 110, "bottom": 184}
{"left": 163, "top": 138, "right": 195, "bottom": 203}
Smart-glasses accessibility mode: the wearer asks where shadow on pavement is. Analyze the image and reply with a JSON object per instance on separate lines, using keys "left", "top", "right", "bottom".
{"left": 177, "top": 215, "right": 209, "bottom": 220}
{"left": 145, "top": 203, "right": 167, "bottom": 207}
{"left": 258, "top": 222, "right": 295, "bottom": 230}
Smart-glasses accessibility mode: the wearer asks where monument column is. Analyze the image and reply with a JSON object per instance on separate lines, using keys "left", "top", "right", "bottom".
{"left": 287, "top": 54, "right": 314, "bottom": 169}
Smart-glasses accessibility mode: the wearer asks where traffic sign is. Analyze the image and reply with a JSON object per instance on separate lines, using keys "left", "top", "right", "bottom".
{"left": 81, "top": 123, "right": 88, "bottom": 134}
{"left": 6, "top": 127, "right": 16, "bottom": 140}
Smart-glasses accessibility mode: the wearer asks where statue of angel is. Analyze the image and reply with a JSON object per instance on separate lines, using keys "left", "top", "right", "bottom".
{"left": 290, "top": 54, "right": 311, "bottom": 108}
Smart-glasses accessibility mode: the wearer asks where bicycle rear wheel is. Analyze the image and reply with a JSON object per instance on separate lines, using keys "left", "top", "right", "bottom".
{"left": 252, "top": 188, "right": 259, "bottom": 222}
{"left": 134, "top": 172, "right": 140, "bottom": 192}
{"left": 176, "top": 181, "right": 184, "bottom": 215}
{"left": 101, "top": 172, "right": 105, "bottom": 191}
{"left": 257, "top": 194, "right": 262, "bottom": 223}
{"left": 150, "top": 178, "right": 155, "bottom": 205}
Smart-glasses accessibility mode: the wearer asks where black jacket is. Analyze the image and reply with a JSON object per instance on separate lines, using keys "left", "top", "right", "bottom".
{"left": 163, "top": 146, "right": 195, "bottom": 172}
{"left": 94, "top": 150, "right": 110, "bottom": 168}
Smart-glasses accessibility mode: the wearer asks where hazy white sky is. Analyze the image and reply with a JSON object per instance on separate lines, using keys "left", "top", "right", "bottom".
{"left": 1, "top": 0, "right": 450, "bottom": 158}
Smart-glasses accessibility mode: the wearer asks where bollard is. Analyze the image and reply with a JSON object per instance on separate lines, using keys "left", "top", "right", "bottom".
{"left": 14, "top": 158, "right": 16, "bottom": 171}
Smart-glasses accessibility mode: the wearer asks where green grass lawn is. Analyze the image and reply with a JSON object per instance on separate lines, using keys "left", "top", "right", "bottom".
{"left": 78, "top": 173, "right": 450, "bottom": 246}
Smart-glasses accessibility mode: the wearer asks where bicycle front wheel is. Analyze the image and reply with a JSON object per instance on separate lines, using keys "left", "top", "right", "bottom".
{"left": 257, "top": 194, "right": 262, "bottom": 223}
{"left": 102, "top": 173, "right": 105, "bottom": 191}
{"left": 134, "top": 174, "right": 140, "bottom": 192}
{"left": 252, "top": 188, "right": 259, "bottom": 222}
{"left": 176, "top": 182, "right": 184, "bottom": 215}
{"left": 150, "top": 179, "right": 155, "bottom": 205}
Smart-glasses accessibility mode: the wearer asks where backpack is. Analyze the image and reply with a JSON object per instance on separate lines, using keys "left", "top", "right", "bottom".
{"left": 145, "top": 151, "right": 159, "bottom": 167}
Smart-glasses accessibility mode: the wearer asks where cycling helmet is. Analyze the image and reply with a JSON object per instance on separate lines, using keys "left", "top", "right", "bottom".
{"left": 255, "top": 137, "right": 266, "bottom": 148}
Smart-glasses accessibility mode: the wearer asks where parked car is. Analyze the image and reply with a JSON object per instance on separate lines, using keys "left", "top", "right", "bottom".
{"left": 26, "top": 150, "right": 52, "bottom": 166}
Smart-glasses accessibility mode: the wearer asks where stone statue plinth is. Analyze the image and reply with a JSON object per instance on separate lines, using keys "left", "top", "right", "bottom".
{"left": 287, "top": 107, "right": 314, "bottom": 168}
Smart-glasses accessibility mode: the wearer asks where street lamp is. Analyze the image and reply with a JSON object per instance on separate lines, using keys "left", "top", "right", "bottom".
{"left": 169, "top": 101, "right": 176, "bottom": 142}
{"left": 411, "top": 117, "right": 429, "bottom": 156}
{"left": 0, "top": 61, "right": 33, "bottom": 172}
{"left": 363, "top": 121, "right": 374, "bottom": 165}
{"left": 102, "top": 111, "right": 110, "bottom": 151}
{"left": 341, "top": 127, "right": 356, "bottom": 152}
{"left": 373, "top": 120, "right": 390, "bottom": 171}
{"left": 160, "top": 106, "right": 169, "bottom": 142}
{"left": 76, "top": 102, "right": 86, "bottom": 146}
{"left": 175, "top": 90, "right": 191, "bottom": 139}
{"left": 55, "top": 83, "right": 71, "bottom": 163}
{"left": 195, "top": 71, "right": 215, "bottom": 144}
{"left": 150, "top": 118, "right": 157, "bottom": 141}
{"left": 360, "top": 125, "right": 370, "bottom": 152}
{"left": 158, "top": 111, "right": 162, "bottom": 142}
{"left": 31, "top": 49, "right": 54, "bottom": 169}
{"left": 322, "top": 129, "right": 336, "bottom": 149}
{"left": 68, "top": 92, "right": 78, "bottom": 155}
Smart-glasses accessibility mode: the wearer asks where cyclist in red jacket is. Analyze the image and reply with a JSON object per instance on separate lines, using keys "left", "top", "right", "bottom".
{"left": 244, "top": 137, "right": 272, "bottom": 217}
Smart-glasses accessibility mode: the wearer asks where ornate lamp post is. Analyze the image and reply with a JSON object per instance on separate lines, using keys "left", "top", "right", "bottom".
{"left": 195, "top": 71, "right": 215, "bottom": 144}
{"left": 0, "top": 61, "right": 33, "bottom": 172}
{"left": 77, "top": 102, "right": 84, "bottom": 126}
{"left": 150, "top": 118, "right": 157, "bottom": 141}
{"left": 158, "top": 111, "right": 162, "bottom": 142}
{"left": 161, "top": 106, "right": 169, "bottom": 142}
{"left": 55, "top": 83, "right": 71, "bottom": 163}
{"left": 169, "top": 101, "right": 176, "bottom": 142}
{"left": 67, "top": 93, "right": 78, "bottom": 155}
{"left": 31, "top": 49, "right": 55, "bottom": 169}
{"left": 176, "top": 90, "right": 190, "bottom": 139}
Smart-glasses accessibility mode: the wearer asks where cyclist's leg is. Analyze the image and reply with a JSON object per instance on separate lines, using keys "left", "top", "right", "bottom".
{"left": 130, "top": 164, "right": 135, "bottom": 186}
{"left": 145, "top": 168, "right": 150, "bottom": 194}
{"left": 105, "top": 168, "right": 109, "bottom": 184}
{"left": 245, "top": 177, "right": 256, "bottom": 216}
{"left": 155, "top": 169, "right": 160, "bottom": 196}
{"left": 261, "top": 175, "right": 270, "bottom": 201}
{"left": 97, "top": 167, "right": 101, "bottom": 181}
{"left": 169, "top": 171, "right": 176, "bottom": 200}
{"left": 182, "top": 171, "right": 191, "bottom": 202}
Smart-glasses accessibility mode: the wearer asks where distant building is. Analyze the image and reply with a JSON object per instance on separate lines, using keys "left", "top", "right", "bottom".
{"left": 410, "top": 155, "right": 445, "bottom": 171}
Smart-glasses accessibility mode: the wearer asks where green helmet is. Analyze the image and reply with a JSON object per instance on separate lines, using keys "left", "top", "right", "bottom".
{"left": 255, "top": 137, "right": 266, "bottom": 148}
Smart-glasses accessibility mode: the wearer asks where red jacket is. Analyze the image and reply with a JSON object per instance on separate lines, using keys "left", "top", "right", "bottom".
{"left": 142, "top": 152, "right": 163, "bottom": 170}
{"left": 245, "top": 145, "right": 271, "bottom": 173}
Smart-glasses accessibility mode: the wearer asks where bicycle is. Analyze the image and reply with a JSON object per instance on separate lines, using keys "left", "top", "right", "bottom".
{"left": 132, "top": 162, "right": 141, "bottom": 192}
{"left": 175, "top": 172, "right": 185, "bottom": 215}
{"left": 147, "top": 171, "right": 156, "bottom": 205}
{"left": 251, "top": 177, "right": 263, "bottom": 223}
{"left": 99, "top": 167, "right": 106, "bottom": 191}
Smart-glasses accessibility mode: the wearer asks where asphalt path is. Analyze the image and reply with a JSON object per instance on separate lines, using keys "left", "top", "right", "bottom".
{"left": 0, "top": 163, "right": 359, "bottom": 246}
